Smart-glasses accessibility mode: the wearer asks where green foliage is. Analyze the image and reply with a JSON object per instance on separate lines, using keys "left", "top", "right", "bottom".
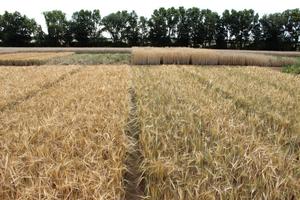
{"left": 0, "top": 8, "right": 300, "bottom": 49}
{"left": 70, "top": 10, "right": 101, "bottom": 46}
{"left": 283, "top": 65, "right": 300, "bottom": 74}
{"left": 222, "top": 9, "right": 260, "bottom": 49}
{"left": 148, "top": 8, "right": 169, "bottom": 46}
{"left": 43, "top": 10, "right": 69, "bottom": 46}
{"left": 101, "top": 11, "right": 139, "bottom": 46}
{"left": 0, "top": 11, "right": 37, "bottom": 46}
{"left": 138, "top": 16, "right": 149, "bottom": 45}
{"left": 283, "top": 58, "right": 300, "bottom": 74}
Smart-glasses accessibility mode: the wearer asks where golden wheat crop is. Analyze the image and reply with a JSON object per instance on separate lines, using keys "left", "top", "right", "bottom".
{"left": 132, "top": 48, "right": 296, "bottom": 67}
{"left": 1, "top": 62, "right": 299, "bottom": 200}
{"left": 0, "top": 66, "right": 80, "bottom": 111}
{"left": 0, "top": 65, "right": 130, "bottom": 199}
{"left": 132, "top": 66, "right": 300, "bottom": 199}
{"left": 0, "top": 52, "right": 74, "bottom": 66}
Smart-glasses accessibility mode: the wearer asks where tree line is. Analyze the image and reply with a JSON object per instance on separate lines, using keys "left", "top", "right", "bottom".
{"left": 0, "top": 7, "right": 299, "bottom": 50}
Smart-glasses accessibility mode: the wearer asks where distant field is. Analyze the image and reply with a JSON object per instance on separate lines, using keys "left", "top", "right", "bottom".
{"left": 46, "top": 53, "right": 130, "bottom": 65}
{"left": 216, "top": 49, "right": 300, "bottom": 57}
{"left": 1, "top": 47, "right": 300, "bottom": 57}
{"left": 0, "top": 47, "right": 132, "bottom": 54}
{"left": 0, "top": 52, "right": 131, "bottom": 66}
{"left": 0, "top": 52, "right": 74, "bottom": 66}
{"left": 0, "top": 63, "right": 299, "bottom": 199}
{"left": 132, "top": 48, "right": 297, "bottom": 67}
{"left": 0, "top": 48, "right": 299, "bottom": 68}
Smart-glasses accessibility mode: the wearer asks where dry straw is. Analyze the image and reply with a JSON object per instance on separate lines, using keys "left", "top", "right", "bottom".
{"left": 133, "top": 66, "right": 300, "bottom": 199}
{"left": 0, "top": 66, "right": 131, "bottom": 199}
{"left": 132, "top": 47, "right": 296, "bottom": 67}
{"left": 0, "top": 66, "right": 79, "bottom": 110}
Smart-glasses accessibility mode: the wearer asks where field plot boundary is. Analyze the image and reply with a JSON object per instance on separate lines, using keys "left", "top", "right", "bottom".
{"left": 0, "top": 67, "right": 83, "bottom": 112}
{"left": 124, "top": 71, "right": 146, "bottom": 200}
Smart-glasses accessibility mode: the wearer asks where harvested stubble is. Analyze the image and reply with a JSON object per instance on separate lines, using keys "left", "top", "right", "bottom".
{"left": 132, "top": 66, "right": 300, "bottom": 199}
{"left": 0, "top": 65, "right": 131, "bottom": 199}
{"left": 0, "top": 66, "right": 79, "bottom": 110}
{"left": 0, "top": 52, "right": 74, "bottom": 66}
{"left": 132, "top": 48, "right": 296, "bottom": 67}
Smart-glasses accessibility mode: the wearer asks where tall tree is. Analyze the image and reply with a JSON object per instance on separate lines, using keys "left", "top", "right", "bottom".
{"left": 123, "top": 11, "right": 139, "bottom": 46}
{"left": 176, "top": 7, "right": 190, "bottom": 46}
{"left": 238, "top": 9, "right": 260, "bottom": 48}
{"left": 138, "top": 16, "right": 149, "bottom": 46}
{"left": 33, "top": 25, "right": 46, "bottom": 46}
{"left": 282, "top": 9, "right": 300, "bottom": 50}
{"left": 43, "top": 10, "right": 69, "bottom": 46}
{"left": 186, "top": 7, "right": 205, "bottom": 47}
{"left": 250, "top": 19, "right": 262, "bottom": 49}
{"left": 222, "top": 9, "right": 260, "bottom": 49}
{"left": 0, "top": 11, "right": 37, "bottom": 46}
{"left": 166, "top": 7, "right": 179, "bottom": 45}
{"left": 222, "top": 10, "right": 240, "bottom": 48}
{"left": 71, "top": 9, "right": 101, "bottom": 46}
{"left": 148, "top": 8, "right": 169, "bottom": 46}
{"left": 202, "top": 9, "right": 219, "bottom": 47}
{"left": 215, "top": 17, "right": 227, "bottom": 49}
{"left": 260, "top": 13, "right": 285, "bottom": 50}
{"left": 102, "top": 10, "right": 138, "bottom": 46}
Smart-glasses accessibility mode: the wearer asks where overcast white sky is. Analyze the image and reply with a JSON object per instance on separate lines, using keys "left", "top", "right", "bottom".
{"left": 0, "top": 0, "right": 299, "bottom": 31}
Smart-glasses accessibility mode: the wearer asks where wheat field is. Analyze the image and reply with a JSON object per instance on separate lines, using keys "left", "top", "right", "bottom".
{"left": 132, "top": 66, "right": 300, "bottom": 199}
{"left": 0, "top": 66, "right": 80, "bottom": 110}
{"left": 0, "top": 62, "right": 299, "bottom": 199}
{"left": 0, "top": 65, "right": 131, "bottom": 199}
